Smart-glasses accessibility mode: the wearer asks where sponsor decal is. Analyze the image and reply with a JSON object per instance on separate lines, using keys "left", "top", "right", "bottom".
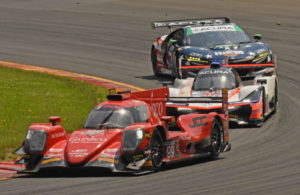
{"left": 198, "top": 69, "right": 231, "bottom": 75}
{"left": 166, "top": 145, "right": 175, "bottom": 159}
{"left": 80, "top": 130, "right": 104, "bottom": 135}
{"left": 189, "top": 25, "right": 236, "bottom": 34}
{"left": 165, "top": 141, "right": 179, "bottom": 159}
{"left": 51, "top": 132, "right": 65, "bottom": 139}
{"left": 185, "top": 56, "right": 209, "bottom": 63}
{"left": 100, "top": 148, "right": 119, "bottom": 159}
{"left": 214, "top": 50, "right": 244, "bottom": 56}
{"left": 69, "top": 149, "right": 88, "bottom": 158}
{"left": 69, "top": 137, "right": 107, "bottom": 143}
{"left": 145, "top": 132, "right": 151, "bottom": 139}
{"left": 205, "top": 54, "right": 212, "bottom": 58}
{"left": 256, "top": 48, "right": 267, "bottom": 54}
{"left": 202, "top": 92, "right": 220, "bottom": 97}
{"left": 46, "top": 153, "right": 63, "bottom": 158}
{"left": 189, "top": 52, "right": 203, "bottom": 57}
{"left": 151, "top": 102, "right": 164, "bottom": 116}
{"left": 189, "top": 116, "right": 208, "bottom": 128}
{"left": 100, "top": 153, "right": 115, "bottom": 159}
{"left": 49, "top": 148, "right": 63, "bottom": 153}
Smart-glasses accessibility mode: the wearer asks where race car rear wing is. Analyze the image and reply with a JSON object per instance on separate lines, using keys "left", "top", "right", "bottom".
{"left": 151, "top": 17, "right": 230, "bottom": 29}
{"left": 166, "top": 88, "right": 229, "bottom": 117}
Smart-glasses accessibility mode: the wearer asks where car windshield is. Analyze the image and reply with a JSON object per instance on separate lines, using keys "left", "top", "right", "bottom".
{"left": 185, "top": 25, "right": 251, "bottom": 48}
{"left": 84, "top": 104, "right": 149, "bottom": 129}
{"left": 193, "top": 69, "right": 237, "bottom": 90}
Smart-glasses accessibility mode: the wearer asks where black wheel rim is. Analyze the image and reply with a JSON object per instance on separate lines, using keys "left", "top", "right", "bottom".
{"left": 151, "top": 138, "right": 163, "bottom": 168}
{"left": 211, "top": 124, "right": 221, "bottom": 154}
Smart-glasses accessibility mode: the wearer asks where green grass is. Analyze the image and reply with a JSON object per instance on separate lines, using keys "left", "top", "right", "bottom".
{"left": 0, "top": 66, "right": 107, "bottom": 160}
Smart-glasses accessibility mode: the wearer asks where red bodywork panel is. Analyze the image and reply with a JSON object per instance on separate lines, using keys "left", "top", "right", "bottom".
{"left": 20, "top": 87, "right": 229, "bottom": 173}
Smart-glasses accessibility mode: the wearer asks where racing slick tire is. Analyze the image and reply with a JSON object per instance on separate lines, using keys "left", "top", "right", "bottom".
{"left": 150, "top": 130, "right": 164, "bottom": 171}
{"left": 254, "top": 89, "right": 266, "bottom": 127}
{"left": 273, "top": 82, "right": 278, "bottom": 114}
{"left": 173, "top": 53, "right": 183, "bottom": 78}
{"left": 208, "top": 119, "right": 222, "bottom": 160}
{"left": 151, "top": 47, "right": 160, "bottom": 77}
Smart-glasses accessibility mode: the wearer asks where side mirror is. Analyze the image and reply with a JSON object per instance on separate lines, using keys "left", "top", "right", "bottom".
{"left": 253, "top": 34, "right": 262, "bottom": 41}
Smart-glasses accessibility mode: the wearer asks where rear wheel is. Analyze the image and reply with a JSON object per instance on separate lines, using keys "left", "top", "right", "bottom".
{"left": 151, "top": 47, "right": 160, "bottom": 77}
{"left": 150, "top": 131, "right": 163, "bottom": 171}
{"left": 209, "top": 120, "right": 222, "bottom": 160}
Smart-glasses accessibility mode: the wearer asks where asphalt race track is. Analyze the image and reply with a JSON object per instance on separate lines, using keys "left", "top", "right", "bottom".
{"left": 0, "top": 0, "right": 300, "bottom": 194}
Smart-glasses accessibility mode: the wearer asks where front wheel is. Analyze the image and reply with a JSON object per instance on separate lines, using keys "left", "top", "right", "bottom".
{"left": 150, "top": 131, "right": 164, "bottom": 171}
{"left": 208, "top": 120, "right": 222, "bottom": 160}
{"left": 273, "top": 83, "right": 278, "bottom": 114}
{"left": 255, "top": 89, "right": 266, "bottom": 127}
{"left": 151, "top": 48, "right": 160, "bottom": 77}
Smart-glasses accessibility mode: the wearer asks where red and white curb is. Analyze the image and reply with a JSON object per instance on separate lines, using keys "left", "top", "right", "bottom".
{"left": 0, "top": 60, "right": 145, "bottom": 180}
{"left": 0, "top": 161, "right": 25, "bottom": 181}
{"left": 0, "top": 60, "right": 144, "bottom": 91}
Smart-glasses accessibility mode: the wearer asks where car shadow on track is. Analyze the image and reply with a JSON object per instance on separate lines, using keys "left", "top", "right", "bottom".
{"left": 18, "top": 167, "right": 133, "bottom": 178}
{"left": 159, "top": 157, "right": 226, "bottom": 173}
{"left": 229, "top": 110, "right": 278, "bottom": 131}
{"left": 16, "top": 157, "right": 227, "bottom": 178}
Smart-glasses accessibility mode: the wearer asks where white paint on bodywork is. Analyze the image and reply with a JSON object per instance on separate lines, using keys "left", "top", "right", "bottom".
{"left": 169, "top": 78, "right": 194, "bottom": 97}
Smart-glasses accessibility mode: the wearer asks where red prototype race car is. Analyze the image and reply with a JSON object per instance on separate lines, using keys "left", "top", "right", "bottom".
{"left": 15, "top": 87, "right": 231, "bottom": 174}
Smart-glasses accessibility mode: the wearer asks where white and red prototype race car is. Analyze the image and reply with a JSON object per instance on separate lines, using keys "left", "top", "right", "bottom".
{"left": 166, "top": 61, "right": 278, "bottom": 126}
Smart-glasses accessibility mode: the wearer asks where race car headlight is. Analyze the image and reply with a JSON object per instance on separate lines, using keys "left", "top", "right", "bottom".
{"left": 122, "top": 129, "right": 144, "bottom": 152}
{"left": 241, "top": 90, "right": 261, "bottom": 103}
{"left": 24, "top": 130, "right": 47, "bottom": 153}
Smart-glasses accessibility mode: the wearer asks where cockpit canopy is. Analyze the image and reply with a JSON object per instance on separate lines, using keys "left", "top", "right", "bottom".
{"left": 84, "top": 103, "right": 149, "bottom": 129}
{"left": 192, "top": 67, "right": 241, "bottom": 91}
